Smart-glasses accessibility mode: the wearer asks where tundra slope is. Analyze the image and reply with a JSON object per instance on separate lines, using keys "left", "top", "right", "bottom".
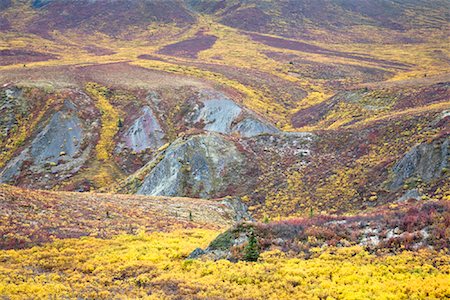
{"left": 0, "top": 184, "right": 252, "bottom": 250}
{"left": 0, "top": 69, "right": 448, "bottom": 219}
{"left": 192, "top": 198, "right": 450, "bottom": 261}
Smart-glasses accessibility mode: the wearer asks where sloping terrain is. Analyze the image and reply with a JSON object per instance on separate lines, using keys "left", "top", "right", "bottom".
{"left": 194, "top": 199, "right": 450, "bottom": 261}
{"left": 0, "top": 184, "right": 251, "bottom": 249}
{"left": 27, "top": 0, "right": 196, "bottom": 39}
{"left": 0, "top": 1, "right": 449, "bottom": 299}
{"left": 0, "top": 65, "right": 286, "bottom": 193}
{"left": 0, "top": 64, "right": 448, "bottom": 219}
{"left": 187, "top": 0, "right": 450, "bottom": 42}
{"left": 2, "top": 228, "right": 449, "bottom": 299}
{"left": 1, "top": 0, "right": 448, "bottom": 128}
{"left": 292, "top": 74, "right": 450, "bottom": 129}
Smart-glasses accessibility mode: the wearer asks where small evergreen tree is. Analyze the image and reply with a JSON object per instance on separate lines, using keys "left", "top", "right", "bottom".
{"left": 243, "top": 230, "right": 259, "bottom": 262}
{"left": 117, "top": 118, "right": 123, "bottom": 128}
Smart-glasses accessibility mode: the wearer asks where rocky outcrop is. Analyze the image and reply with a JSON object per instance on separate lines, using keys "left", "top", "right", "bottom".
{"left": 194, "top": 97, "right": 242, "bottom": 134}
{"left": 1, "top": 83, "right": 284, "bottom": 191}
{"left": 231, "top": 117, "right": 278, "bottom": 137}
{"left": 189, "top": 199, "right": 450, "bottom": 261}
{"left": 0, "top": 98, "right": 95, "bottom": 188}
{"left": 390, "top": 137, "right": 449, "bottom": 190}
{"left": 191, "top": 90, "right": 279, "bottom": 137}
{"left": 220, "top": 197, "right": 255, "bottom": 223}
{"left": 136, "top": 133, "right": 253, "bottom": 198}
{"left": 0, "top": 151, "right": 28, "bottom": 183}
{"left": 0, "top": 88, "right": 29, "bottom": 141}
{"left": 396, "top": 189, "right": 421, "bottom": 203}
{"left": 119, "top": 106, "right": 165, "bottom": 152}
{"left": 30, "top": 111, "right": 83, "bottom": 164}
{"left": 116, "top": 129, "right": 314, "bottom": 207}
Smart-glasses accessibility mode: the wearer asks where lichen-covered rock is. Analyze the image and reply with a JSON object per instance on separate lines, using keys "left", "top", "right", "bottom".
{"left": 390, "top": 137, "right": 449, "bottom": 189}
{"left": 136, "top": 133, "right": 252, "bottom": 198}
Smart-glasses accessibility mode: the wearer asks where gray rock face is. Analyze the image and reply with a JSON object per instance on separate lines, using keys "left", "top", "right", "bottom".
{"left": 0, "top": 105, "right": 88, "bottom": 185}
{"left": 396, "top": 189, "right": 421, "bottom": 203}
{"left": 195, "top": 97, "right": 242, "bottom": 134}
{"left": 187, "top": 248, "right": 205, "bottom": 259}
{"left": 0, "top": 88, "right": 28, "bottom": 141}
{"left": 137, "top": 133, "right": 248, "bottom": 198}
{"left": 0, "top": 150, "right": 28, "bottom": 183}
{"left": 122, "top": 106, "right": 165, "bottom": 152}
{"left": 390, "top": 138, "right": 449, "bottom": 189}
{"left": 231, "top": 118, "right": 278, "bottom": 137}
{"left": 192, "top": 91, "right": 279, "bottom": 137}
{"left": 30, "top": 111, "right": 83, "bottom": 164}
{"left": 220, "top": 197, "right": 255, "bottom": 223}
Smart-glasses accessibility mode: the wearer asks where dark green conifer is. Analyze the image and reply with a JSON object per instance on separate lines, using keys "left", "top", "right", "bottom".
{"left": 243, "top": 229, "right": 259, "bottom": 262}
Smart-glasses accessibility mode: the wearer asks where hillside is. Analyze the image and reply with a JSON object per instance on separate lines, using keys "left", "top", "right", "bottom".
{"left": 1, "top": 0, "right": 448, "bottom": 128}
{"left": 0, "top": 69, "right": 447, "bottom": 219}
{"left": 0, "top": 0, "right": 449, "bottom": 299}
{"left": 1, "top": 193, "right": 450, "bottom": 299}
{"left": 0, "top": 184, "right": 250, "bottom": 249}
{"left": 194, "top": 199, "right": 450, "bottom": 261}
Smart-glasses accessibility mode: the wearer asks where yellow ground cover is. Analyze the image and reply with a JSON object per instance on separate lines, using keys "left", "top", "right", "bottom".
{"left": 1, "top": 229, "right": 449, "bottom": 299}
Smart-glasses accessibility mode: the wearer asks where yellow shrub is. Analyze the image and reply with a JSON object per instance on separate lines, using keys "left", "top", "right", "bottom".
{"left": 1, "top": 229, "right": 449, "bottom": 299}
{"left": 85, "top": 82, "right": 120, "bottom": 161}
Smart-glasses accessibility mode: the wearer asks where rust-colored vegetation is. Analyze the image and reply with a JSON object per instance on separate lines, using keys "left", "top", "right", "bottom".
{"left": 0, "top": 184, "right": 235, "bottom": 249}
{"left": 0, "top": 1, "right": 449, "bottom": 298}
